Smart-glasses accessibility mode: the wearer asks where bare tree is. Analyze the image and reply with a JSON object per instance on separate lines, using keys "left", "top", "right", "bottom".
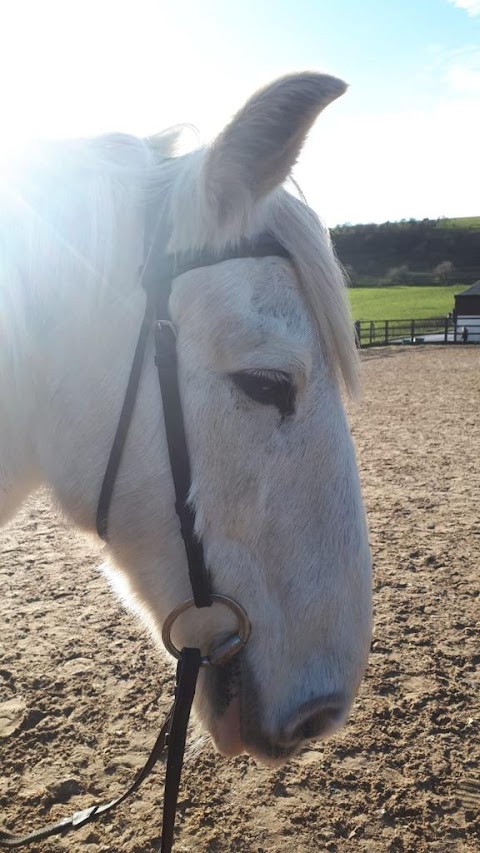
{"left": 433, "top": 260, "right": 454, "bottom": 283}
{"left": 386, "top": 264, "right": 410, "bottom": 284}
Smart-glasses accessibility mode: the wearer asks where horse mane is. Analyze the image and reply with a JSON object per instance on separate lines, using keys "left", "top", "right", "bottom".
{"left": 0, "top": 130, "right": 358, "bottom": 395}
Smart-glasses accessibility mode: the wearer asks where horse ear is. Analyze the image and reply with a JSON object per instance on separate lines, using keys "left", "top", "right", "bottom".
{"left": 204, "top": 72, "right": 347, "bottom": 224}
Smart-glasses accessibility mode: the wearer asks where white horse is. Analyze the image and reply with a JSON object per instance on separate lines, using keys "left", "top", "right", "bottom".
{"left": 0, "top": 73, "right": 372, "bottom": 765}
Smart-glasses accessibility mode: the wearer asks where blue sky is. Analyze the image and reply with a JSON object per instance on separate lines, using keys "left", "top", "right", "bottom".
{"left": 1, "top": 0, "right": 478, "bottom": 224}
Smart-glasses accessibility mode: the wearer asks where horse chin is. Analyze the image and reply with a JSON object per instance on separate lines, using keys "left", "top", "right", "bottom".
{"left": 203, "top": 664, "right": 297, "bottom": 766}
{"left": 208, "top": 699, "right": 297, "bottom": 766}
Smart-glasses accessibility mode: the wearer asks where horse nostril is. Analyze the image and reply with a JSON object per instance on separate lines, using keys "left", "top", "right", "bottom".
{"left": 283, "top": 695, "right": 347, "bottom": 745}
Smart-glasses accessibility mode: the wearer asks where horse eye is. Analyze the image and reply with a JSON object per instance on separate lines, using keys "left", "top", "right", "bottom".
{"left": 229, "top": 371, "right": 295, "bottom": 416}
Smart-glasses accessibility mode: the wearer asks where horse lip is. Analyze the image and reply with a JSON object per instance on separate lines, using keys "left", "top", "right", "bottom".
{"left": 211, "top": 693, "right": 244, "bottom": 756}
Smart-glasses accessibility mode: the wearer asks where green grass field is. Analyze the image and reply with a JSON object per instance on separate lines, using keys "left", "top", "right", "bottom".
{"left": 349, "top": 285, "right": 465, "bottom": 322}
{"left": 436, "top": 216, "right": 480, "bottom": 229}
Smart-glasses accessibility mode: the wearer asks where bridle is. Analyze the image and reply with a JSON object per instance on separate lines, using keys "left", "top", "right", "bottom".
{"left": 0, "top": 214, "right": 291, "bottom": 851}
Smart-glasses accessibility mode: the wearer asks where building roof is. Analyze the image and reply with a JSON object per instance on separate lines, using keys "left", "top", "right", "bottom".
{"left": 457, "top": 281, "right": 480, "bottom": 297}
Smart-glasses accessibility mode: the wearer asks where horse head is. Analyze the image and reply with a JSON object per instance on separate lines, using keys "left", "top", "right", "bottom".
{"left": 0, "top": 72, "right": 372, "bottom": 766}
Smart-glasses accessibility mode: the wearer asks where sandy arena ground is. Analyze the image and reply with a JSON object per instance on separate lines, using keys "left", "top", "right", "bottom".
{"left": 1, "top": 346, "right": 479, "bottom": 852}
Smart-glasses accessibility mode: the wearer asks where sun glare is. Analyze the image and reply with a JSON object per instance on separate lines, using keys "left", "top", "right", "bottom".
{"left": 0, "top": 1, "right": 238, "bottom": 145}
{"left": 1, "top": 0, "right": 478, "bottom": 224}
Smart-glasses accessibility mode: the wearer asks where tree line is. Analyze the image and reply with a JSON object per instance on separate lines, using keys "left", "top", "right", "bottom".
{"left": 330, "top": 218, "right": 480, "bottom": 286}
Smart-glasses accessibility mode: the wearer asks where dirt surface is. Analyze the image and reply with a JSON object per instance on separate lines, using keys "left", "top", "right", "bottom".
{"left": 1, "top": 346, "right": 479, "bottom": 852}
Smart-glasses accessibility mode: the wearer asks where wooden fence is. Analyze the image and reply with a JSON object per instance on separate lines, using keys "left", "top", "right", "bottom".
{"left": 355, "top": 316, "right": 458, "bottom": 347}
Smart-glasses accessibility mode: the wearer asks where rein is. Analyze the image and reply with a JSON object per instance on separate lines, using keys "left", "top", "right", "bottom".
{"left": 0, "top": 223, "right": 290, "bottom": 851}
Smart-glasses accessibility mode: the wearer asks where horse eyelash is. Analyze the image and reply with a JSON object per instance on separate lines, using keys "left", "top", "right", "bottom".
{"left": 228, "top": 370, "right": 296, "bottom": 417}
{"left": 239, "top": 368, "right": 292, "bottom": 383}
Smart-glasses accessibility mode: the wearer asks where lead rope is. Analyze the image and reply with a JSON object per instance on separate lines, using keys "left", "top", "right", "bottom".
{"left": 0, "top": 650, "right": 199, "bottom": 851}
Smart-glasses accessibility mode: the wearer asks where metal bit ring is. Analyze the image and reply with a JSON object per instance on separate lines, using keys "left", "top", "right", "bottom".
{"left": 162, "top": 594, "right": 251, "bottom": 667}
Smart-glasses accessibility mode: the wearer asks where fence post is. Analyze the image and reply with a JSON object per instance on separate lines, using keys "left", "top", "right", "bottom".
{"left": 410, "top": 319, "right": 415, "bottom": 343}
{"left": 444, "top": 318, "right": 448, "bottom": 343}
{"left": 370, "top": 321, "right": 374, "bottom": 345}
{"left": 354, "top": 320, "right": 361, "bottom": 347}
{"left": 385, "top": 320, "right": 389, "bottom": 345}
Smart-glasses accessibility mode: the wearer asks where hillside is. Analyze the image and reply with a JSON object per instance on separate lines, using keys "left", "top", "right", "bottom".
{"left": 331, "top": 217, "right": 480, "bottom": 286}
{"left": 436, "top": 216, "right": 480, "bottom": 229}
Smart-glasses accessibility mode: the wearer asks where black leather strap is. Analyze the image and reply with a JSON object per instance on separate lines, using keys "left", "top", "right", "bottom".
{"left": 0, "top": 650, "right": 201, "bottom": 852}
{"left": 0, "top": 708, "right": 172, "bottom": 848}
{"left": 96, "top": 231, "right": 290, "bottom": 552}
{"left": 96, "top": 290, "right": 154, "bottom": 540}
{"left": 153, "top": 320, "right": 212, "bottom": 608}
{"left": 160, "top": 648, "right": 202, "bottom": 853}
{"left": 145, "top": 236, "right": 290, "bottom": 318}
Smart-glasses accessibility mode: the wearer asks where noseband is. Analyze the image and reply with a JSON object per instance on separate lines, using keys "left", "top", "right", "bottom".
{"left": 0, "top": 222, "right": 290, "bottom": 851}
